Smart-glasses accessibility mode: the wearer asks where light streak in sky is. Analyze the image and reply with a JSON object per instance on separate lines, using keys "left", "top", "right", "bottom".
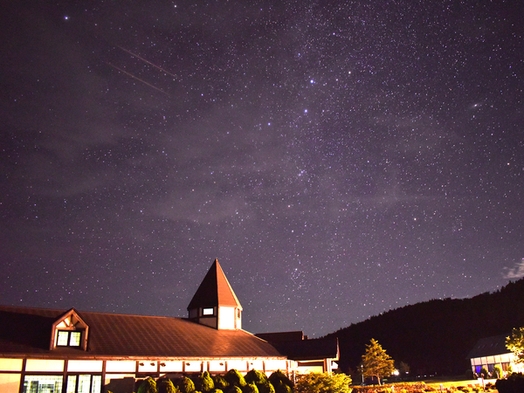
{"left": 107, "top": 62, "right": 169, "bottom": 95}
{"left": 117, "top": 46, "right": 178, "bottom": 79}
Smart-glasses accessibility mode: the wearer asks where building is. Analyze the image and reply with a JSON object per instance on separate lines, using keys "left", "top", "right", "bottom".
{"left": 467, "top": 334, "right": 524, "bottom": 377}
{"left": 256, "top": 331, "right": 339, "bottom": 375}
{"left": 0, "top": 259, "right": 338, "bottom": 393}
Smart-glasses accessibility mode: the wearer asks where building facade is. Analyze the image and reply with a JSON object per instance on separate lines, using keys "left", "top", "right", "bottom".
{"left": 0, "top": 260, "right": 338, "bottom": 393}
{"left": 468, "top": 334, "right": 524, "bottom": 377}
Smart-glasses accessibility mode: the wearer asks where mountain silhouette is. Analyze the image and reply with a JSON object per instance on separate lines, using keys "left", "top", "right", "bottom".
{"left": 326, "top": 278, "right": 524, "bottom": 376}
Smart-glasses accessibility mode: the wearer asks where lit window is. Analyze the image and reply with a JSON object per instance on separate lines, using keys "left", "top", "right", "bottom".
{"left": 57, "top": 331, "right": 69, "bottom": 346}
{"left": 70, "top": 331, "right": 81, "bottom": 346}
{"left": 24, "top": 375, "right": 63, "bottom": 393}
{"left": 202, "top": 307, "right": 214, "bottom": 316}
{"left": 57, "top": 330, "right": 82, "bottom": 347}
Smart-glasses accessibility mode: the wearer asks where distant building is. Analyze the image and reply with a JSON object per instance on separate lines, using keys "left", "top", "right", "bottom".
{"left": 467, "top": 334, "right": 524, "bottom": 376}
{"left": 256, "top": 331, "right": 339, "bottom": 374}
{"left": 0, "top": 259, "right": 338, "bottom": 393}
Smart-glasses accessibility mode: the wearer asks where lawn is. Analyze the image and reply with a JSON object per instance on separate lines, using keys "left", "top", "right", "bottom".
{"left": 350, "top": 378, "right": 498, "bottom": 392}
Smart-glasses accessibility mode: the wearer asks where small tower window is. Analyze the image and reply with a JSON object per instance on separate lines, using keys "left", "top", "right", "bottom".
{"left": 202, "top": 307, "right": 214, "bottom": 316}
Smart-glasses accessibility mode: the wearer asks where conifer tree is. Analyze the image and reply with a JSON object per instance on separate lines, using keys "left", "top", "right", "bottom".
{"left": 361, "top": 338, "right": 395, "bottom": 385}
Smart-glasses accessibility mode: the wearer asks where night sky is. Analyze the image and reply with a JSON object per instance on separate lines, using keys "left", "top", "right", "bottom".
{"left": 1, "top": 1, "right": 524, "bottom": 338}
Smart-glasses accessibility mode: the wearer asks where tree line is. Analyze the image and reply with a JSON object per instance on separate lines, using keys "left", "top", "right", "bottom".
{"left": 326, "top": 278, "right": 524, "bottom": 376}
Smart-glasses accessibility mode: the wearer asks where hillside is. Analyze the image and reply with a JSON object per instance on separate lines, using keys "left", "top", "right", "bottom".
{"left": 326, "top": 278, "right": 524, "bottom": 376}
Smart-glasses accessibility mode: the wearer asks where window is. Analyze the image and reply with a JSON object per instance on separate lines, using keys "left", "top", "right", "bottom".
{"left": 23, "top": 375, "right": 101, "bottom": 393}
{"left": 57, "top": 330, "right": 82, "bottom": 347}
{"left": 66, "top": 374, "right": 102, "bottom": 393}
{"left": 202, "top": 307, "right": 214, "bottom": 316}
{"left": 23, "top": 375, "right": 63, "bottom": 393}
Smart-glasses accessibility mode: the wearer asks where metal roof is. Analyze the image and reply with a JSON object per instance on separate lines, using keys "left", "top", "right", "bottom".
{"left": 0, "top": 305, "right": 282, "bottom": 358}
{"left": 467, "top": 334, "right": 509, "bottom": 359}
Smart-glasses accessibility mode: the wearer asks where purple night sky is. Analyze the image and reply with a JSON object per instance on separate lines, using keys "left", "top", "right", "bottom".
{"left": 1, "top": 1, "right": 523, "bottom": 337}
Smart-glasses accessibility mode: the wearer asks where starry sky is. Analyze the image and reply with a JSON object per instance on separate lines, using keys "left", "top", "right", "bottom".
{"left": 1, "top": 1, "right": 524, "bottom": 338}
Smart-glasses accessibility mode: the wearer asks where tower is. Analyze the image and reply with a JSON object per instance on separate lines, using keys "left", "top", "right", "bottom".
{"left": 187, "top": 259, "right": 243, "bottom": 330}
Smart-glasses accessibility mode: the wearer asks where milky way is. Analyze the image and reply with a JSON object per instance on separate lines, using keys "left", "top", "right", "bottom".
{"left": 1, "top": 1, "right": 523, "bottom": 337}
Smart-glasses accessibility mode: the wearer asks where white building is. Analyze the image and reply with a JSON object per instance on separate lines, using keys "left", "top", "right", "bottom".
{"left": 467, "top": 334, "right": 524, "bottom": 377}
{"left": 0, "top": 259, "right": 338, "bottom": 393}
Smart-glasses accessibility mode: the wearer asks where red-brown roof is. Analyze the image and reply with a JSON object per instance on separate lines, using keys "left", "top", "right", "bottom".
{"left": 0, "top": 305, "right": 282, "bottom": 358}
{"left": 187, "top": 259, "right": 242, "bottom": 311}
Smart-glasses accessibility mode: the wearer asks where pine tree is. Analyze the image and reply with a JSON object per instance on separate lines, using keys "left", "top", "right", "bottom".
{"left": 361, "top": 338, "right": 395, "bottom": 385}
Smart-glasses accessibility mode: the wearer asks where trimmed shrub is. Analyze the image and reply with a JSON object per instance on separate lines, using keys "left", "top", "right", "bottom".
{"left": 256, "top": 380, "right": 275, "bottom": 393}
{"left": 493, "top": 364, "right": 503, "bottom": 379}
{"left": 268, "top": 371, "right": 293, "bottom": 389}
{"left": 295, "top": 372, "right": 352, "bottom": 393}
{"left": 158, "top": 378, "right": 178, "bottom": 393}
{"left": 177, "top": 376, "right": 196, "bottom": 393}
{"left": 242, "top": 382, "right": 259, "bottom": 393}
{"left": 197, "top": 371, "right": 215, "bottom": 392}
{"left": 245, "top": 369, "right": 274, "bottom": 393}
{"left": 228, "top": 386, "right": 243, "bottom": 393}
{"left": 225, "top": 369, "right": 247, "bottom": 388}
{"left": 213, "top": 375, "right": 229, "bottom": 391}
{"left": 138, "top": 377, "right": 158, "bottom": 393}
{"left": 245, "top": 370, "right": 268, "bottom": 385}
{"left": 268, "top": 371, "right": 293, "bottom": 393}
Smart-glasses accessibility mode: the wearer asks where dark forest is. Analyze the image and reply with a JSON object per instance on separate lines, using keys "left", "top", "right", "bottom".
{"left": 327, "top": 278, "right": 524, "bottom": 377}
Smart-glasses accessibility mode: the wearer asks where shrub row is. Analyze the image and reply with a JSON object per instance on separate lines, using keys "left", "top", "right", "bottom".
{"left": 131, "top": 369, "right": 293, "bottom": 393}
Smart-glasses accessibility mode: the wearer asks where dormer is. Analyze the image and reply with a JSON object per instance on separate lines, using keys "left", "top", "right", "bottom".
{"left": 50, "top": 308, "right": 89, "bottom": 350}
{"left": 187, "top": 259, "right": 242, "bottom": 330}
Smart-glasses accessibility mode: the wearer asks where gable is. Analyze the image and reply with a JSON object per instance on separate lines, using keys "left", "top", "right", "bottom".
{"left": 50, "top": 308, "right": 89, "bottom": 350}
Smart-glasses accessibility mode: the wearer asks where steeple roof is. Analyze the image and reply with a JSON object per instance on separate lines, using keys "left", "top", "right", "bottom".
{"left": 187, "top": 259, "right": 242, "bottom": 310}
